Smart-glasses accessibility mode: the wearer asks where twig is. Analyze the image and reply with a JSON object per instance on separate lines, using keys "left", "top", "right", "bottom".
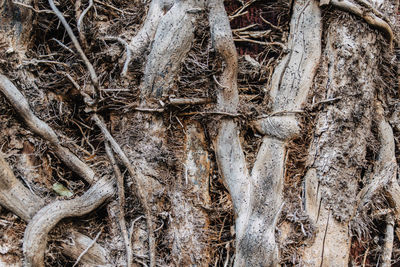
{"left": 103, "top": 36, "right": 132, "bottom": 77}
{"left": 12, "top": 1, "right": 54, "bottom": 14}
{"left": 77, "top": 0, "right": 93, "bottom": 34}
{"left": 72, "top": 230, "right": 102, "bottom": 267}
{"left": 92, "top": 114, "right": 155, "bottom": 267}
{"left": 260, "top": 15, "right": 283, "bottom": 32}
{"left": 133, "top": 107, "right": 164, "bottom": 113}
{"left": 233, "top": 37, "right": 286, "bottom": 49}
{"left": 168, "top": 97, "right": 212, "bottom": 105}
{"left": 51, "top": 38, "right": 75, "bottom": 54}
{"left": 105, "top": 142, "right": 132, "bottom": 267}
{"left": 362, "top": 246, "right": 369, "bottom": 267}
{"left": 48, "top": 0, "right": 100, "bottom": 98}
{"left": 229, "top": 0, "right": 255, "bottom": 21}
{"left": 178, "top": 111, "right": 243, "bottom": 117}
{"left": 93, "top": 0, "right": 135, "bottom": 15}
{"left": 382, "top": 215, "right": 394, "bottom": 267}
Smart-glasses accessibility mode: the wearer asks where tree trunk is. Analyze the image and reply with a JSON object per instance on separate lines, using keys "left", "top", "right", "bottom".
{"left": 0, "top": 0, "right": 398, "bottom": 266}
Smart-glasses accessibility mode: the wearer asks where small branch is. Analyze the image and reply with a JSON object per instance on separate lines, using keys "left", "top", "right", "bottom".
{"left": 382, "top": 215, "right": 394, "bottom": 267}
{"left": 178, "top": 111, "right": 242, "bottom": 117}
{"left": 233, "top": 37, "right": 286, "bottom": 49}
{"left": 12, "top": 1, "right": 54, "bottom": 14}
{"left": 48, "top": 0, "right": 100, "bottom": 98}
{"left": 92, "top": 114, "right": 155, "bottom": 267}
{"left": 105, "top": 142, "right": 132, "bottom": 267}
{"left": 260, "top": 15, "right": 283, "bottom": 32}
{"left": 133, "top": 107, "right": 164, "bottom": 113}
{"left": 72, "top": 230, "right": 102, "bottom": 267}
{"left": 168, "top": 97, "right": 212, "bottom": 106}
{"left": 228, "top": 0, "right": 255, "bottom": 21}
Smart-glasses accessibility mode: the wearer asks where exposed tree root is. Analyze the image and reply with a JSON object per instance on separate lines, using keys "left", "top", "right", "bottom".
{"left": 382, "top": 215, "right": 394, "bottom": 267}
{"left": 93, "top": 114, "right": 156, "bottom": 267}
{"left": 129, "top": 0, "right": 173, "bottom": 62}
{"left": 169, "top": 121, "right": 212, "bottom": 265}
{"left": 0, "top": 153, "right": 111, "bottom": 266}
{"left": 0, "top": 153, "right": 43, "bottom": 222}
{"left": 61, "top": 230, "right": 110, "bottom": 266}
{"left": 0, "top": 74, "right": 95, "bottom": 183}
{"left": 22, "top": 177, "right": 115, "bottom": 267}
{"left": 303, "top": 14, "right": 381, "bottom": 266}
{"left": 105, "top": 142, "right": 132, "bottom": 267}
{"left": 329, "top": 0, "right": 394, "bottom": 49}
{"left": 141, "top": 0, "right": 204, "bottom": 99}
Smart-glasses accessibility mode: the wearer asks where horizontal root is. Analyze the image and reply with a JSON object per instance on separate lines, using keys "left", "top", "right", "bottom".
{"left": 330, "top": 0, "right": 394, "bottom": 49}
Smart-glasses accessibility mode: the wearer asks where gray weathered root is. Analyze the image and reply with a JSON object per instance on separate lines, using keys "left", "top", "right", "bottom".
{"left": 0, "top": 153, "right": 111, "bottom": 266}
{"left": 0, "top": 74, "right": 95, "bottom": 183}
{"left": 23, "top": 177, "right": 115, "bottom": 267}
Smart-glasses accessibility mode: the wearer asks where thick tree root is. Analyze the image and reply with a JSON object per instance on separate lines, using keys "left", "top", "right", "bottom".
{"left": 0, "top": 153, "right": 111, "bottom": 266}
{"left": 0, "top": 154, "right": 44, "bottom": 222}
{"left": 141, "top": 0, "right": 204, "bottom": 99}
{"left": 303, "top": 14, "right": 381, "bottom": 266}
{"left": 169, "top": 121, "right": 212, "bottom": 266}
{"left": 129, "top": 0, "right": 173, "bottom": 61}
{"left": 22, "top": 177, "right": 115, "bottom": 267}
{"left": 208, "top": 0, "right": 251, "bottom": 254}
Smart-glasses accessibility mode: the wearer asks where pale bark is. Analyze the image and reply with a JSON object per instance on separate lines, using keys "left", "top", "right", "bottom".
{"left": 303, "top": 13, "right": 382, "bottom": 267}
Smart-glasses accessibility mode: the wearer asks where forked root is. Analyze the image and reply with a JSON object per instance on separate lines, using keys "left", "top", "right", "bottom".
{"left": 0, "top": 154, "right": 111, "bottom": 266}
{"left": 93, "top": 114, "right": 156, "bottom": 267}
{"left": 23, "top": 177, "right": 115, "bottom": 267}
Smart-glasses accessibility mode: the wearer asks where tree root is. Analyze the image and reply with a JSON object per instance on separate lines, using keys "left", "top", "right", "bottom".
{"left": 141, "top": 0, "right": 204, "bottom": 99}
{"left": 129, "top": 0, "right": 172, "bottom": 62}
{"left": 105, "top": 142, "right": 132, "bottom": 267}
{"left": 382, "top": 215, "right": 394, "bottom": 267}
{"left": 93, "top": 114, "right": 156, "bottom": 267}
{"left": 0, "top": 74, "right": 95, "bottom": 183}
{"left": 329, "top": 0, "right": 394, "bottom": 49}
{"left": 0, "top": 153, "right": 44, "bottom": 222}
{"left": 208, "top": 1, "right": 254, "bottom": 266}
{"left": 23, "top": 177, "right": 115, "bottom": 267}
{"left": 0, "top": 153, "right": 111, "bottom": 266}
